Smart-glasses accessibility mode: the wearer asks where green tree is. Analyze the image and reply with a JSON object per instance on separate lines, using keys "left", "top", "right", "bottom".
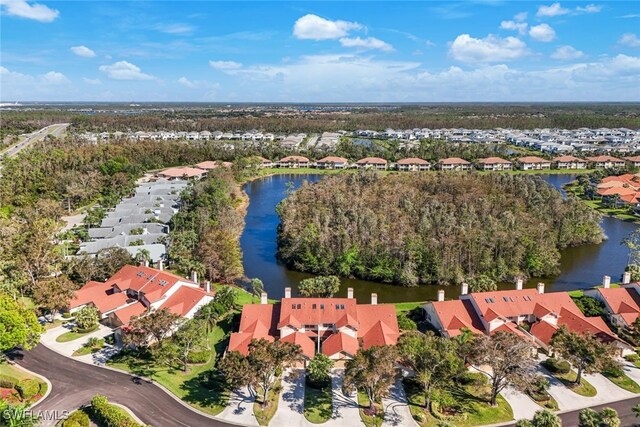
{"left": 247, "top": 339, "right": 303, "bottom": 406}
{"left": 33, "top": 275, "right": 77, "bottom": 321}
{"left": 472, "top": 331, "right": 537, "bottom": 406}
{"left": 198, "top": 227, "right": 243, "bottom": 284}
{"left": 307, "top": 353, "right": 334, "bottom": 388}
{"left": 0, "top": 293, "right": 42, "bottom": 351}
{"left": 579, "top": 408, "right": 600, "bottom": 427}
{"left": 551, "top": 326, "right": 617, "bottom": 385}
{"left": 298, "top": 276, "right": 341, "bottom": 298}
{"left": 250, "top": 278, "right": 264, "bottom": 303}
{"left": 398, "top": 331, "right": 464, "bottom": 410}
{"left": 599, "top": 408, "right": 620, "bottom": 427}
{"left": 343, "top": 345, "right": 397, "bottom": 411}
{"left": 74, "top": 305, "right": 99, "bottom": 330}
{"left": 531, "top": 409, "right": 562, "bottom": 427}
{"left": 218, "top": 351, "right": 253, "bottom": 391}
{"left": 467, "top": 275, "right": 497, "bottom": 293}
{"left": 162, "top": 319, "right": 207, "bottom": 372}
{"left": 124, "top": 309, "right": 180, "bottom": 347}
{"left": 213, "top": 286, "right": 237, "bottom": 314}
{"left": 633, "top": 403, "right": 640, "bottom": 418}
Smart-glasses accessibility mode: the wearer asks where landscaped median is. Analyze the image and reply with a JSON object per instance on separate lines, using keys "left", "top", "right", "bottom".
{"left": 357, "top": 391, "right": 384, "bottom": 427}
{"left": 56, "top": 395, "right": 144, "bottom": 427}
{"left": 541, "top": 358, "right": 597, "bottom": 397}
{"left": 55, "top": 325, "right": 99, "bottom": 343}
{"left": 303, "top": 381, "right": 332, "bottom": 424}
{"left": 253, "top": 380, "right": 282, "bottom": 426}
{"left": 0, "top": 361, "right": 48, "bottom": 407}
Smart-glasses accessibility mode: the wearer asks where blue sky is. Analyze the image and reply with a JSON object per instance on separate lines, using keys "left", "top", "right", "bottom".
{"left": 1, "top": 0, "right": 639, "bottom": 102}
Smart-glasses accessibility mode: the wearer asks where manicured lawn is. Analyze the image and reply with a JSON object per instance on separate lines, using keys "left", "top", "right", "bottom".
{"left": 72, "top": 338, "right": 105, "bottom": 357}
{"left": 304, "top": 382, "right": 333, "bottom": 424}
{"left": 394, "top": 301, "right": 427, "bottom": 314}
{"left": 602, "top": 371, "right": 640, "bottom": 393}
{"left": 213, "top": 283, "right": 276, "bottom": 305}
{"left": 43, "top": 319, "right": 66, "bottom": 330}
{"left": 553, "top": 371, "right": 597, "bottom": 397}
{"left": 527, "top": 391, "right": 559, "bottom": 411}
{"left": 254, "top": 380, "right": 281, "bottom": 426}
{"left": 107, "top": 317, "right": 235, "bottom": 416}
{"left": 357, "top": 391, "right": 384, "bottom": 427}
{"left": 55, "top": 326, "right": 98, "bottom": 342}
{"left": 0, "top": 361, "right": 48, "bottom": 406}
{"left": 404, "top": 376, "right": 514, "bottom": 427}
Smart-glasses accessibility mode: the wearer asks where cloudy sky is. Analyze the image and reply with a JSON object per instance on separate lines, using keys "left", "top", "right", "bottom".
{"left": 1, "top": 0, "right": 639, "bottom": 102}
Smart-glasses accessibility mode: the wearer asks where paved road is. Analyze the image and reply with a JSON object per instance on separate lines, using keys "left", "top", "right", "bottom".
{"left": 9, "top": 344, "right": 235, "bottom": 427}
{"left": 1, "top": 123, "right": 69, "bottom": 159}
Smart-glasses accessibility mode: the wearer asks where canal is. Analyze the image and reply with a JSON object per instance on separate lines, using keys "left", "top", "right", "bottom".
{"left": 239, "top": 173, "right": 637, "bottom": 303}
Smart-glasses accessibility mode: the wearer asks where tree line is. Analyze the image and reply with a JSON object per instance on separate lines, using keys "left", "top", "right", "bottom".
{"left": 277, "top": 171, "right": 604, "bottom": 286}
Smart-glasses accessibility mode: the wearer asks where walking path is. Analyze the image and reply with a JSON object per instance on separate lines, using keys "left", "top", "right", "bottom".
{"left": 382, "top": 377, "right": 417, "bottom": 427}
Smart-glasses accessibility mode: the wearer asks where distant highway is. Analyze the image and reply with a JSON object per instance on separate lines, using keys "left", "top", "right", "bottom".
{"left": 1, "top": 123, "right": 69, "bottom": 160}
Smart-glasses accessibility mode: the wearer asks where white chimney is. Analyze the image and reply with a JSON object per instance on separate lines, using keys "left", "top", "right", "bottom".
{"left": 537, "top": 283, "right": 545, "bottom": 294}
{"left": 603, "top": 275, "right": 611, "bottom": 289}
{"left": 205, "top": 280, "right": 211, "bottom": 293}
{"left": 285, "top": 287, "right": 291, "bottom": 298}
{"left": 461, "top": 282, "right": 469, "bottom": 296}
{"left": 347, "top": 288, "right": 354, "bottom": 299}
{"left": 623, "top": 271, "right": 632, "bottom": 285}
{"left": 191, "top": 271, "right": 198, "bottom": 284}
{"left": 158, "top": 259, "right": 164, "bottom": 271}
{"left": 371, "top": 293, "right": 378, "bottom": 305}
{"left": 144, "top": 259, "right": 149, "bottom": 267}
{"left": 437, "top": 289, "right": 445, "bottom": 302}
{"left": 516, "top": 278, "right": 523, "bottom": 291}
{"left": 260, "top": 292, "right": 268, "bottom": 305}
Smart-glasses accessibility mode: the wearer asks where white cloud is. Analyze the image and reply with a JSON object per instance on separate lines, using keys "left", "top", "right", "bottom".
{"left": 551, "top": 45, "right": 584, "bottom": 60}
{"left": 339, "top": 36, "right": 394, "bottom": 52}
{"left": 500, "top": 20, "right": 528, "bottom": 35}
{"left": 575, "top": 4, "right": 602, "bottom": 13}
{"left": 514, "top": 12, "right": 528, "bottom": 22}
{"left": 292, "top": 14, "right": 362, "bottom": 40}
{"left": 0, "top": 0, "right": 59, "bottom": 22}
{"left": 41, "top": 71, "right": 70, "bottom": 85}
{"left": 70, "top": 45, "right": 96, "bottom": 58}
{"left": 177, "top": 77, "right": 219, "bottom": 90}
{"left": 154, "top": 23, "right": 194, "bottom": 35}
{"left": 178, "top": 77, "right": 196, "bottom": 88}
{"left": 209, "top": 60, "right": 243, "bottom": 70}
{"left": 529, "top": 24, "right": 556, "bottom": 42}
{"left": 449, "top": 34, "right": 528, "bottom": 62}
{"left": 83, "top": 77, "right": 102, "bottom": 85}
{"left": 621, "top": 14, "right": 640, "bottom": 19}
{"left": 99, "top": 61, "right": 155, "bottom": 81}
{"left": 619, "top": 33, "right": 640, "bottom": 47}
{"left": 536, "top": 3, "right": 569, "bottom": 17}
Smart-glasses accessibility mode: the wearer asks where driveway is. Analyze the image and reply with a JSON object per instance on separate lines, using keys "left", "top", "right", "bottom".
{"left": 325, "top": 369, "right": 362, "bottom": 426}
{"left": 500, "top": 386, "right": 540, "bottom": 422}
{"left": 271, "top": 369, "right": 307, "bottom": 427}
{"left": 40, "top": 323, "right": 116, "bottom": 361}
{"left": 382, "top": 377, "right": 416, "bottom": 427}
{"left": 218, "top": 386, "right": 259, "bottom": 426}
{"left": 10, "top": 345, "right": 234, "bottom": 427}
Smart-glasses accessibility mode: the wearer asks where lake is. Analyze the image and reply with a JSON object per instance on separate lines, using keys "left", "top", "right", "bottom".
{"left": 240, "top": 173, "right": 636, "bottom": 303}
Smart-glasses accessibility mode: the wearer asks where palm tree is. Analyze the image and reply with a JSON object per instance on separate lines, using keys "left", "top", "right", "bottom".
{"left": 195, "top": 304, "right": 219, "bottom": 349}
{"left": 0, "top": 403, "right": 40, "bottom": 427}
{"left": 633, "top": 403, "right": 640, "bottom": 418}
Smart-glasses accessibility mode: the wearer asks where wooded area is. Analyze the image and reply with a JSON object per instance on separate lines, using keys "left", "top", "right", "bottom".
{"left": 277, "top": 171, "right": 604, "bottom": 286}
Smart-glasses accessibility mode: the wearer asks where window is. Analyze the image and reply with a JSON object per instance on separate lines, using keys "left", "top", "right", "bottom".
{"left": 292, "top": 304, "right": 296, "bottom": 309}
{"left": 320, "top": 304, "right": 324, "bottom": 310}
{"left": 312, "top": 304, "right": 317, "bottom": 309}
{"left": 340, "top": 304, "right": 345, "bottom": 309}
{"left": 297, "top": 304, "right": 302, "bottom": 309}
{"left": 323, "top": 323, "right": 334, "bottom": 328}
{"left": 503, "top": 297, "right": 509, "bottom": 302}
{"left": 304, "top": 324, "right": 316, "bottom": 330}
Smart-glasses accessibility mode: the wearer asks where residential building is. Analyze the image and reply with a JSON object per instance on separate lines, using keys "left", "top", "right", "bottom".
{"left": 157, "top": 167, "right": 207, "bottom": 180}
{"left": 554, "top": 155, "right": 588, "bottom": 170}
{"left": 278, "top": 156, "right": 310, "bottom": 168}
{"left": 596, "top": 173, "right": 640, "bottom": 205}
{"left": 316, "top": 156, "right": 349, "bottom": 169}
{"left": 395, "top": 157, "right": 430, "bottom": 171}
{"left": 355, "top": 157, "right": 388, "bottom": 170}
{"left": 476, "top": 157, "right": 513, "bottom": 171}
{"left": 625, "top": 156, "right": 640, "bottom": 168}
{"left": 585, "top": 273, "right": 637, "bottom": 328}
{"left": 518, "top": 156, "right": 551, "bottom": 170}
{"left": 586, "top": 155, "right": 626, "bottom": 169}
{"left": 228, "top": 288, "right": 399, "bottom": 366}
{"left": 438, "top": 157, "right": 472, "bottom": 171}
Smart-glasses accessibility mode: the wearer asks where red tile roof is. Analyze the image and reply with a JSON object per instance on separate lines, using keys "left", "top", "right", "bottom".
{"left": 555, "top": 155, "right": 585, "bottom": 163}
{"left": 518, "top": 156, "right": 550, "bottom": 164}
{"left": 477, "top": 157, "right": 512, "bottom": 164}
{"left": 228, "top": 304, "right": 279, "bottom": 355}
{"left": 112, "top": 302, "right": 147, "bottom": 325}
{"left": 322, "top": 331, "right": 358, "bottom": 357}
{"left": 317, "top": 156, "right": 349, "bottom": 164}
{"left": 159, "top": 167, "right": 207, "bottom": 178}
{"left": 586, "top": 155, "right": 624, "bottom": 163}
{"left": 429, "top": 299, "right": 484, "bottom": 337}
{"left": 596, "top": 287, "right": 640, "bottom": 325}
{"left": 439, "top": 157, "right": 470, "bottom": 165}
{"left": 356, "top": 157, "right": 387, "bottom": 165}
{"left": 626, "top": 156, "right": 640, "bottom": 163}
{"left": 281, "top": 332, "right": 316, "bottom": 358}
{"left": 158, "top": 286, "right": 212, "bottom": 318}
{"left": 280, "top": 156, "right": 310, "bottom": 163}
{"left": 103, "top": 265, "right": 195, "bottom": 304}
{"left": 356, "top": 304, "right": 399, "bottom": 348}
{"left": 279, "top": 298, "right": 358, "bottom": 328}
{"left": 397, "top": 157, "right": 429, "bottom": 165}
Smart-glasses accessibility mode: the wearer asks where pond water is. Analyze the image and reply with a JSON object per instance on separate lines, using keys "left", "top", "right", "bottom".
{"left": 239, "top": 173, "right": 636, "bottom": 303}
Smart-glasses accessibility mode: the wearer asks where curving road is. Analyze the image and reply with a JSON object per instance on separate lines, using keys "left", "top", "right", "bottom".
{"left": 9, "top": 345, "right": 235, "bottom": 427}
{"left": 9, "top": 344, "right": 640, "bottom": 426}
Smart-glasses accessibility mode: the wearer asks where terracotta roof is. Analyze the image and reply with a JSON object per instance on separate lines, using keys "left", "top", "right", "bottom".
{"left": 322, "top": 331, "right": 358, "bottom": 357}
{"left": 279, "top": 156, "right": 310, "bottom": 163}
{"left": 626, "top": 156, "right": 640, "bottom": 162}
{"left": 555, "top": 155, "right": 584, "bottom": 163}
{"left": 281, "top": 332, "right": 316, "bottom": 358}
{"left": 157, "top": 286, "right": 213, "bottom": 318}
{"left": 518, "top": 156, "right": 549, "bottom": 164}
{"left": 103, "top": 265, "right": 196, "bottom": 304}
{"left": 195, "top": 161, "right": 219, "bottom": 170}
{"left": 477, "top": 157, "right": 512, "bottom": 164}
{"left": 439, "top": 157, "right": 470, "bottom": 165}
{"left": 112, "top": 302, "right": 147, "bottom": 325}
{"left": 596, "top": 287, "right": 640, "bottom": 325}
{"left": 279, "top": 298, "right": 358, "bottom": 327}
{"left": 158, "top": 167, "right": 206, "bottom": 178}
{"left": 586, "top": 155, "right": 624, "bottom": 162}
{"left": 469, "top": 289, "right": 583, "bottom": 321}
{"left": 317, "top": 156, "right": 349, "bottom": 164}
{"left": 356, "top": 157, "right": 387, "bottom": 165}
{"left": 228, "top": 304, "right": 279, "bottom": 355}
{"left": 397, "top": 157, "right": 429, "bottom": 165}
{"left": 429, "top": 299, "right": 484, "bottom": 336}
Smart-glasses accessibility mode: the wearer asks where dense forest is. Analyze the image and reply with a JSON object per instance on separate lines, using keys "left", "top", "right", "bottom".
{"left": 277, "top": 172, "right": 604, "bottom": 286}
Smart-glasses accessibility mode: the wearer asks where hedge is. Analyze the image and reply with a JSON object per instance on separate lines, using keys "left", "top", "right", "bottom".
{"left": 91, "top": 394, "right": 141, "bottom": 427}
{"left": 0, "top": 374, "right": 18, "bottom": 389}
{"left": 16, "top": 379, "right": 40, "bottom": 399}
{"left": 542, "top": 358, "right": 571, "bottom": 375}
{"left": 62, "top": 410, "right": 90, "bottom": 427}
{"left": 187, "top": 350, "right": 210, "bottom": 364}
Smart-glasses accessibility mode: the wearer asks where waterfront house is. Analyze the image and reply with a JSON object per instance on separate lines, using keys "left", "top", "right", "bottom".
{"left": 585, "top": 274, "right": 638, "bottom": 328}
{"left": 395, "top": 157, "right": 430, "bottom": 171}
{"left": 228, "top": 288, "right": 399, "bottom": 366}
{"left": 625, "top": 156, "right": 640, "bottom": 168}
{"left": 316, "top": 156, "right": 349, "bottom": 169}
{"left": 476, "top": 157, "right": 513, "bottom": 171}
{"left": 157, "top": 167, "right": 207, "bottom": 180}
{"left": 438, "top": 157, "right": 472, "bottom": 171}
{"left": 195, "top": 160, "right": 232, "bottom": 171}
{"left": 586, "top": 155, "right": 626, "bottom": 169}
{"left": 278, "top": 155, "right": 310, "bottom": 168}
{"left": 554, "top": 155, "right": 588, "bottom": 169}
{"left": 596, "top": 173, "right": 640, "bottom": 206}
{"left": 518, "top": 156, "right": 551, "bottom": 170}
{"left": 355, "top": 157, "right": 388, "bottom": 170}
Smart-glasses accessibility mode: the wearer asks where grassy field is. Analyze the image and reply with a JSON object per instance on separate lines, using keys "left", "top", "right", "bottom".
{"left": 107, "top": 317, "right": 234, "bottom": 416}
{"left": 55, "top": 326, "right": 98, "bottom": 342}
{"left": 254, "top": 380, "right": 281, "bottom": 426}
{"left": 357, "top": 391, "right": 384, "bottom": 427}
{"left": 602, "top": 371, "right": 640, "bottom": 393}
{"left": 304, "top": 382, "right": 333, "bottom": 424}
{"left": 553, "top": 371, "right": 597, "bottom": 397}
{"left": 393, "top": 301, "right": 427, "bottom": 314}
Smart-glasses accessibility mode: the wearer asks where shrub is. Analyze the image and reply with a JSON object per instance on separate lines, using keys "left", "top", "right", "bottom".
{"left": 458, "top": 371, "right": 487, "bottom": 387}
{"left": 63, "top": 410, "right": 90, "bottom": 427}
{"left": 62, "top": 312, "right": 72, "bottom": 319}
{"left": 16, "top": 379, "right": 40, "bottom": 399}
{"left": 90, "top": 394, "right": 140, "bottom": 427}
{"left": 0, "top": 374, "right": 18, "bottom": 389}
{"left": 397, "top": 313, "right": 417, "bottom": 330}
{"left": 624, "top": 353, "right": 639, "bottom": 362}
{"left": 542, "top": 358, "right": 571, "bottom": 374}
{"left": 187, "top": 350, "right": 209, "bottom": 364}
{"left": 602, "top": 363, "right": 624, "bottom": 378}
